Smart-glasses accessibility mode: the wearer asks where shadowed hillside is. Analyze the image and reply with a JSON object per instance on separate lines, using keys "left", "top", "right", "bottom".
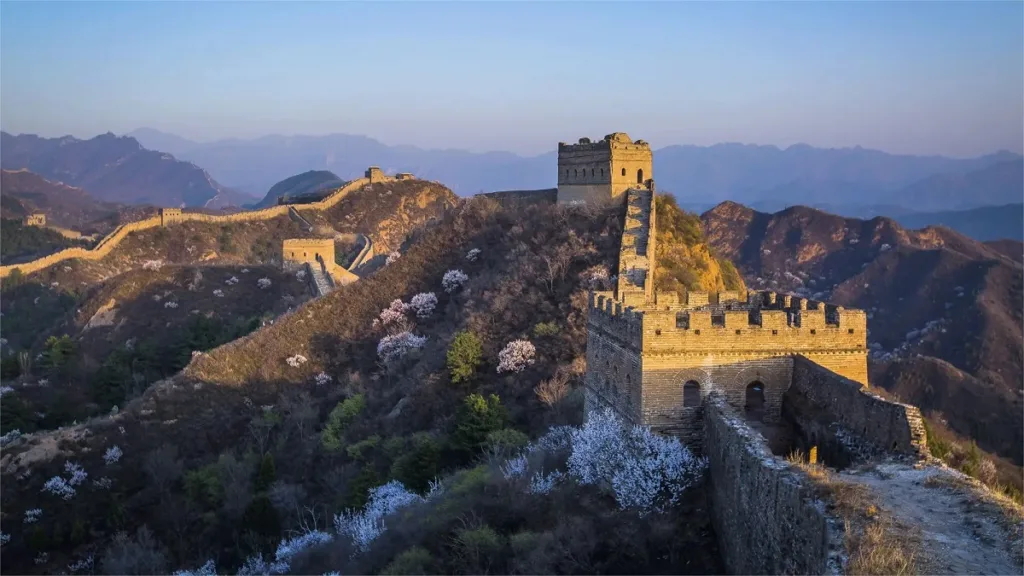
{"left": 253, "top": 170, "right": 345, "bottom": 208}
{"left": 1, "top": 169, "right": 123, "bottom": 233}
{"left": 702, "top": 201, "right": 1023, "bottom": 464}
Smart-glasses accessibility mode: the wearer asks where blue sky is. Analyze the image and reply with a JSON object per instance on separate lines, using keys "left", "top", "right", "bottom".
{"left": 2, "top": 1, "right": 1021, "bottom": 157}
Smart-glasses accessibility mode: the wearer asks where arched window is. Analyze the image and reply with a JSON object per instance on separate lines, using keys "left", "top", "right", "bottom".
{"left": 600, "top": 168, "right": 605, "bottom": 178}
{"left": 574, "top": 169, "right": 578, "bottom": 178}
{"left": 621, "top": 168, "right": 626, "bottom": 176}
{"left": 637, "top": 168, "right": 644, "bottom": 184}
{"left": 745, "top": 381, "right": 766, "bottom": 422}
{"left": 683, "top": 381, "right": 701, "bottom": 407}
{"left": 591, "top": 168, "right": 595, "bottom": 178}
{"left": 612, "top": 382, "right": 619, "bottom": 397}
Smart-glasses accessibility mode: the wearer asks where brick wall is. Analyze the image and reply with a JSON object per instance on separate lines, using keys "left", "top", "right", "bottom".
{"left": 704, "top": 395, "right": 841, "bottom": 575}
{"left": 789, "top": 356, "right": 928, "bottom": 458}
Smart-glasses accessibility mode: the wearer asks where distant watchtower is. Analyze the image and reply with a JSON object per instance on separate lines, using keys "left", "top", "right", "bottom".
{"left": 24, "top": 213, "right": 46, "bottom": 227}
{"left": 557, "top": 133, "right": 653, "bottom": 204}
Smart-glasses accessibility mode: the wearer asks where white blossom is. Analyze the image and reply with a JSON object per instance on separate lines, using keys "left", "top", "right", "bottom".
{"left": 68, "top": 553, "right": 95, "bottom": 574}
{"left": 442, "top": 269, "right": 469, "bottom": 293}
{"left": 566, "top": 408, "right": 706, "bottom": 514}
{"left": 314, "top": 372, "right": 332, "bottom": 387}
{"left": 501, "top": 454, "right": 528, "bottom": 480}
{"left": 0, "top": 532, "right": 8, "bottom": 546}
{"left": 93, "top": 477, "right": 114, "bottom": 489}
{"left": 226, "top": 276, "right": 240, "bottom": 285}
{"left": 213, "top": 289, "right": 224, "bottom": 297}
{"left": 386, "top": 251, "right": 401, "bottom": 265}
{"left": 529, "top": 470, "right": 563, "bottom": 495}
{"left": 164, "top": 301, "right": 179, "bottom": 309}
{"left": 406, "top": 292, "right": 437, "bottom": 318}
{"left": 0, "top": 337, "right": 7, "bottom": 347}
{"left": 43, "top": 476, "right": 76, "bottom": 500}
{"left": 257, "top": 277, "right": 272, "bottom": 289}
{"left": 142, "top": 260, "right": 164, "bottom": 271}
{"left": 0, "top": 429, "right": 22, "bottom": 447}
{"left": 286, "top": 354, "right": 308, "bottom": 368}
{"left": 497, "top": 339, "right": 536, "bottom": 373}
{"left": 334, "top": 481, "right": 422, "bottom": 551}
{"left": 37, "top": 378, "right": 49, "bottom": 386}
{"left": 296, "top": 269, "right": 307, "bottom": 281}
{"left": 0, "top": 385, "right": 14, "bottom": 396}
{"left": 104, "top": 445, "right": 123, "bottom": 465}
{"left": 173, "top": 559, "right": 217, "bottom": 576}
{"left": 241, "top": 268, "right": 250, "bottom": 274}
{"left": 373, "top": 299, "right": 411, "bottom": 333}
{"left": 35, "top": 552, "right": 49, "bottom": 565}
{"left": 880, "top": 243, "right": 892, "bottom": 252}
{"left": 466, "top": 248, "right": 481, "bottom": 262}
{"left": 377, "top": 332, "right": 427, "bottom": 363}
{"left": 24, "top": 508, "right": 42, "bottom": 524}
{"left": 65, "top": 461, "right": 88, "bottom": 486}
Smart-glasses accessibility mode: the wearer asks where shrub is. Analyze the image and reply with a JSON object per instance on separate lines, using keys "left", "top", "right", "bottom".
{"left": 184, "top": 464, "right": 223, "bottom": 509}
{"left": 497, "top": 339, "right": 536, "bottom": 373}
{"left": 381, "top": 546, "right": 434, "bottom": 575}
{"left": 447, "top": 331, "right": 483, "bottom": 385}
{"left": 389, "top": 433, "right": 441, "bottom": 493}
{"left": 487, "top": 428, "right": 529, "bottom": 453}
{"left": 377, "top": 332, "right": 427, "bottom": 364}
{"left": 453, "top": 394, "right": 507, "bottom": 456}
{"left": 406, "top": 292, "right": 438, "bottom": 319}
{"left": 532, "top": 321, "right": 559, "bottom": 338}
{"left": 442, "top": 269, "right": 469, "bottom": 293}
{"left": 321, "top": 394, "right": 366, "bottom": 451}
{"left": 255, "top": 453, "right": 277, "bottom": 493}
{"left": 346, "top": 435, "right": 382, "bottom": 461}
{"left": 99, "top": 526, "right": 167, "bottom": 575}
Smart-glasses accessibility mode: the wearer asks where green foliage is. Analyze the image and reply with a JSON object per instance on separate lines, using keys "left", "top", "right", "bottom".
{"left": 0, "top": 394, "right": 37, "bottom": 434}
{"left": 453, "top": 394, "right": 507, "bottom": 456}
{"left": 655, "top": 196, "right": 703, "bottom": 247}
{"left": 345, "top": 465, "right": 381, "bottom": 509}
{"left": 486, "top": 428, "right": 529, "bottom": 453}
{"left": 254, "top": 453, "right": 276, "bottom": 493}
{"left": 390, "top": 433, "right": 441, "bottom": 493}
{"left": 719, "top": 259, "right": 744, "bottom": 291}
{"left": 453, "top": 525, "right": 505, "bottom": 573}
{"left": 450, "top": 465, "right": 490, "bottom": 496}
{"left": 381, "top": 546, "right": 434, "bottom": 575}
{"left": 321, "top": 393, "right": 366, "bottom": 451}
{"left": 346, "top": 435, "right": 381, "bottom": 461}
{"left": 532, "top": 321, "right": 559, "bottom": 338}
{"left": 0, "top": 355, "right": 21, "bottom": 380}
{"left": 185, "top": 464, "right": 224, "bottom": 509}
{"left": 42, "top": 334, "right": 76, "bottom": 371}
{"left": 446, "top": 330, "right": 483, "bottom": 385}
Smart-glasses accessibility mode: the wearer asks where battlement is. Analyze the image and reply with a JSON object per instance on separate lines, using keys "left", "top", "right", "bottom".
{"left": 588, "top": 290, "right": 867, "bottom": 355}
{"left": 557, "top": 132, "right": 653, "bottom": 153}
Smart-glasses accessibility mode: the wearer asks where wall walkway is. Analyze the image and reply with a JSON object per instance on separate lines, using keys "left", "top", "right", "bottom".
{"left": 0, "top": 172, "right": 406, "bottom": 279}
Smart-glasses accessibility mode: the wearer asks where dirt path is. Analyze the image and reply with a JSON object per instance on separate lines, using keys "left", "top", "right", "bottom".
{"left": 840, "top": 463, "right": 1023, "bottom": 575}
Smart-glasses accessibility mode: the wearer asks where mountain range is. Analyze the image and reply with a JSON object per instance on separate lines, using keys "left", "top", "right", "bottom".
{"left": 127, "top": 128, "right": 1023, "bottom": 214}
{"left": 0, "top": 131, "right": 256, "bottom": 209}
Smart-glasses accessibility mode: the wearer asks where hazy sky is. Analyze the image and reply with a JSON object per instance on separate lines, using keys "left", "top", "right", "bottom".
{"left": 2, "top": 1, "right": 1022, "bottom": 157}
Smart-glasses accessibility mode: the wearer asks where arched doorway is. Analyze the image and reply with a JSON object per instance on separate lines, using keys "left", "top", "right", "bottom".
{"left": 636, "top": 168, "right": 644, "bottom": 184}
{"left": 683, "top": 380, "right": 701, "bottom": 407}
{"left": 745, "top": 381, "right": 765, "bottom": 422}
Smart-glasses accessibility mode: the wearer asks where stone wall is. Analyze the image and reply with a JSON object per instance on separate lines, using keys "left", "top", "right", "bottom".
{"left": 0, "top": 171, "right": 411, "bottom": 279}
{"left": 704, "top": 395, "right": 840, "bottom": 575}
{"left": 789, "top": 356, "right": 929, "bottom": 458}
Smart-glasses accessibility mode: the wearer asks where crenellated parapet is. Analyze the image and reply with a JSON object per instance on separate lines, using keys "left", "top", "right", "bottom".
{"left": 557, "top": 132, "right": 653, "bottom": 204}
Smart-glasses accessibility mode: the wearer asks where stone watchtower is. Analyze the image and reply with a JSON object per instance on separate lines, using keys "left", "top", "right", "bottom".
{"left": 557, "top": 133, "right": 653, "bottom": 205}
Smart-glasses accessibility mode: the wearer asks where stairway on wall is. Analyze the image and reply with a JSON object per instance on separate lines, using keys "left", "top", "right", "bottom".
{"left": 288, "top": 206, "right": 314, "bottom": 232}
{"left": 616, "top": 188, "right": 654, "bottom": 297}
{"left": 308, "top": 262, "right": 334, "bottom": 296}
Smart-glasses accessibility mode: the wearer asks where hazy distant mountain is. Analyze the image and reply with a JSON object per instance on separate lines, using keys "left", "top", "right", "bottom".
{"left": 0, "top": 132, "right": 257, "bottom": 209}
{"left": 128, "top": 129, "right": 1021, "bottom": 212}
{"left": 253, "top": 170, "right": 346, "bottom": 208}
{"left": 893, "top": 159, "right": 1024, "bottom": 211}
{"left": 0, "top": 169, "right": 122, "bottom": 232}
{"left": 892, "top": 204, "right": 1023, "bottom": 242}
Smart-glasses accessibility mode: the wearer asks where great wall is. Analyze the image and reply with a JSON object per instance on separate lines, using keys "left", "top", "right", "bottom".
{"left": 571, "top": 134, "right": 1021, "bottom": 574}
{"left": 0, "top": 166, "right": 402, "bottom": 281}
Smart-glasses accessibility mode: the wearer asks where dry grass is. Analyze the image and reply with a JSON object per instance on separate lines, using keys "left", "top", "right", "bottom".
{"left": 787, "top": 455, "right": 920, "bottom": 576}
